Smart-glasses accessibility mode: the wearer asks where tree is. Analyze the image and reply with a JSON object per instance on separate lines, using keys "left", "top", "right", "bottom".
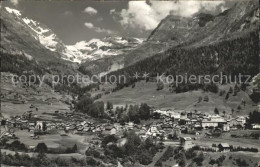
{"left": 106, "top": 101, "right": 113, "bottom": 111}
{"left": 128, "top": 105, "right": 140, "bottom": 123}
{"left": 72, "top": 144, "right": 77, "bottom": 153}
{"left": 231, "top": 108, "right": 234, "bottom": 115}
{"left": 248, "top": 110, "right": 260, "bottom": 125}
{"left": 153, "top": 112, "right": 161, "bottom": 119}
{"left": 124, "top": 104, "right": 128, "bottom": 111}
{"left": 233, "top": 91, "right": 237, "bottom": 96}
{"left": 124, "top": 131, "right": 141, "bottom": 155}
{"left": 35, "top": 143, "right": 48, "bottom": 153}
{"left": 144, "top": 137, "right": 154, "bottom": 149}
{"left": 241, "top": 99, "right": 246, "bottom": 106}
{"left": 198, "top": 96, "right": 202, "bottom": 103}
{"left": 102, "top": 135, "right": 118, "bottom": 147}
{"left": 193, "top": 153, "right": 204, "bottom": 166}
{"left": 204, "top": 95, "right": 209, "bottom": 102}
{"left": 219, "top": 90, "right": 225, "bottom": 96}
{"left": 249, "top": 92, "right": 259, "bottom": 103}
{"left": 156, "top": 82, "right": 164, "bottom": 91}
{"left": 234, "top": 84, "right": 239, "bottom": 92}
{"left": 240, "top": 83, "right": 246, "bottom": 91}
{"left": 139, "top": 103, "right": 151, "bottom": 120}
{"left": 88, "top": 101, "right": 105, "bottom": 118}
{"left": 214, "top": 108, "right": 219, "bottom": 115}
{"left": 76, "top": 96, "right": 93, "bottom": 112}
{"left": 229, "top": 87, "right": 233, "bottom": 93}
{"left": 225, "top": 93, "right": 229, "bottom": 100}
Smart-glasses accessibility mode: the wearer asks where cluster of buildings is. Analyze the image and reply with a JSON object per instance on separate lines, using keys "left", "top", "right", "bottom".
{"left": 1, "top": 111, "right": 139, "bottom": 138}
{"left": 154, "top": 109, "right": 247, "bottom": 132}
{"left": 1, "top": 107, "right": 259, "bottom": 144}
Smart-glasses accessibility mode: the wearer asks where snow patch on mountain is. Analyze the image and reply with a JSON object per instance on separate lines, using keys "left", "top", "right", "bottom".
{"left": 62, "top": 45, "right": 93, "bottom": 63}
{"left": 65, "top": 36, "right": 144, "bottom": 62}
{"left": 5, "top": 7, "right": 21, "bottom": 16}
{"left": 38, "top": 34, "right": 58, "bottom": 52}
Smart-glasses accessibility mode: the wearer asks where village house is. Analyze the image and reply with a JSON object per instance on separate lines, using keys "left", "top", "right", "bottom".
{"left": 35, "top": 121, "right": 44, "bottom": 131}
{"left": 201, "top": 120, "right": 218, "bottom": 128}
{"left": 180, "top": 137, "right": 195, "bottom": 150}
{"left": 194, "top": 124, "right": 203, "bottom": 130}
{"left": 127, "top": 122, "right": 134, "bottom": 130}
{"left": 236, "top": 116, "right": 246, "bottom": 126}
{"left": 201, "top": 115, "right": 226, "bottom": 129}
{"left": 161, "top": 124, "right": 172, "bottom": 131}
{"left": 223, "top": 124, "right": 230, "bottom": 132}
{"left": 252, "top": 124, "right": 260, "bottom": 129}
{"left": 228, "top": 116, "right": 246, "bottom": 128}
{"left": 110, "top": 127, "right": 117, "bottom": 135}
{"left": 146, "top": 125, "right": 162, "bottom": 137}
{"left": 218, "top": 143, "right": 230, "bottom": 152}
{"left": 29, "top": 122, "right": 35, "bottom": 131}
{"left": 46, "top": 123, "right": 54, "bottom": 131}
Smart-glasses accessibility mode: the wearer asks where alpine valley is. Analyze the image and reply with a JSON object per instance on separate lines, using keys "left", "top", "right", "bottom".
{"left": 1, "top": 1, "right": 260, "bottom": 166}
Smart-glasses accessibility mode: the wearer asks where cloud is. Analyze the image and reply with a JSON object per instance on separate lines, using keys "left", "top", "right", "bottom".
{"left": 84, "top": 22, "right": 113, "bottom": 34}
{"left": 83, "top": 7, "right": 98, "bottom": 15}
{"left": 10, "top": 0, "right": 19, "bottom": 6}
{"left": 64, "top": 11, "right": 73, "bottom": 16}
{"left": 84, "top": 22, "right": 94, "bottom": 29}
{"left": 96, "top": 17, "right": 104, "bottom": 22}
{"left": 113, "top": 1, "right": 225, "bottom": 30}
{"left": 95, "top": 27, "right": 113, "bottom": 34}
{"left": 110, "top": 9, "right": 116, "bottom": 14}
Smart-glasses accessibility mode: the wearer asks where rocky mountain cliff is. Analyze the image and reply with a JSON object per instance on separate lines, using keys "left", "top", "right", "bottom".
{"left": 147, "top": 0, "right": 258, "bottom": 46}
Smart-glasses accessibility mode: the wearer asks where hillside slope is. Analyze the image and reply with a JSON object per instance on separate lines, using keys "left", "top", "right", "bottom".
{"left": 97, "top": 81, "right": 258, "bottom": 115}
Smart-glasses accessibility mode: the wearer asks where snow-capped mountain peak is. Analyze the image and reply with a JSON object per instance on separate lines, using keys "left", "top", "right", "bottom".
{"left": 65, "top": 36, "right": 144, "bottom": 62}
{"left": 3, "top": 7, "right": 143, "bottom": 64}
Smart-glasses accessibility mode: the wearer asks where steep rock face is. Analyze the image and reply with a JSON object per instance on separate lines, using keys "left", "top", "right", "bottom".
{"left": 147, "top": 0, "right": 259, "bottom": 47}
{"left": 1, "top": 7, "right": 64, "bottom": 62}
{"left": 0, "top": 7, "right": 80, "bottom": 75}
{"left": 1, "top": 7, "right": 85, "bottom": 65}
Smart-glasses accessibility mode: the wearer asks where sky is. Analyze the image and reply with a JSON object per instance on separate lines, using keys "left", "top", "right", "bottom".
{"left": 3, "top": 0, "right": 235, "bottom": 45}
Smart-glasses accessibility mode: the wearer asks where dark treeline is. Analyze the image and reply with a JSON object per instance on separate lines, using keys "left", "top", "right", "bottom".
{"left": 1, "top": 53, "right": 46, "bottom": 76}
{"left": 114, "top": 103, "right": 151, "bottom": 124}
{"left": 247, "top": 110, "right": 260, "bottom": 125}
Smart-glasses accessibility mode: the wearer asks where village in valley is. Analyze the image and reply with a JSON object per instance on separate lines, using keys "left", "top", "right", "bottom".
{"left": 1, "top": 71, "right": 260, "bottom": 166}
{"left": 1, "top": 102, "right": 260, "bottom": 150}
{"left": 1, "top": 0, "right": 260, "bottom": 166}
